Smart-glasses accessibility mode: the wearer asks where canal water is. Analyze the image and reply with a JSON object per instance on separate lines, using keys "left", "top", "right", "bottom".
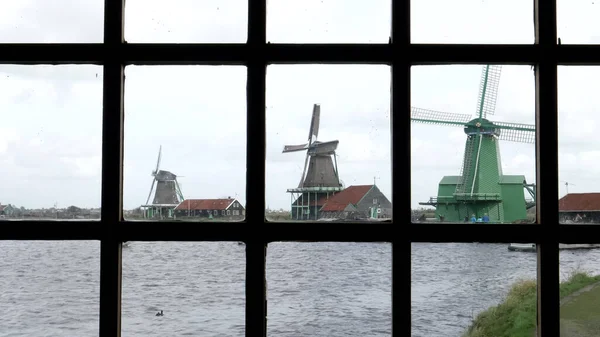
{"left": 0, "top": 241, "right": 391, "bottom": 337}
{"left": 1, "top": 241, "right": 597, "bottom": 336}
{"left": 411, "top": 242, "right": 600, "bottom": 337}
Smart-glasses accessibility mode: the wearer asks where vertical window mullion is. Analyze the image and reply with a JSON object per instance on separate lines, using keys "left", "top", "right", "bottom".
{"left": 534, "top": 0, "right": 559, "bottom": 335}
{"left": 100, "top": 0, "right": 125, "bottom": 337}
{"left": 246, "top": 0, "right": 267, "bottom": 336}
{"left": 392, "top": 61, "right": 410, "bottom": 336}
{"left": 392, "top": 0, "right": 410, "bottom": 335}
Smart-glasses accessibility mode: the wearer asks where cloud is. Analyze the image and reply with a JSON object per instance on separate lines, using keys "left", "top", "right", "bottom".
{"left": 0, "top": 0, "right": 103, "bottom": 42}
{"left": 0, "top": 128, "right": 19, "bottom": 154}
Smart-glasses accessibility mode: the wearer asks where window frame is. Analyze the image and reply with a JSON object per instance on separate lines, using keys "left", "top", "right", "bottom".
{"left": 0, "top": 0, "right": 587, "bottom": 336}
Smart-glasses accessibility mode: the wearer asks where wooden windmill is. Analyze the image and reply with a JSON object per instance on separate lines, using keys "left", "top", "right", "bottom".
{"left": 283, "top": 104, "right": 344, "bottom": 220}
{"left": 142, "top": 145, "right": 184, "bottom": 219}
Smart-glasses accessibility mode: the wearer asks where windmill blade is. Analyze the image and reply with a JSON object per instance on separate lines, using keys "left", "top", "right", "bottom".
{"left": 154, "top": 145, "right": 162, "bottom": 174}
{"left": 411, "top": 107, "right": 472, "bottom": 127}
{"left": 493, "top": 121, "right": 535, "bottom": 143}
{"left": 283, "top": 143, "right": 309, "bottom": 153}
{"left": 308, "top": 104, "right": 321, "bottom": 142}
{"left": 475, "top": 65, "right": 502, "bottom": 119}
{"left": 146, "top": 178, "right": 156, "bottom": 205}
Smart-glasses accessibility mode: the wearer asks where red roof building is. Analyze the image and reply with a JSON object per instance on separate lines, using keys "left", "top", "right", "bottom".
{"left": 174, "top": 198, "right": 245, "bottom": 219}
{"left": 559, "top": 193, "right": 600, "bottom": 211}
{"left": 559, "top": 193, "right": 600, "bottom": 223}
{"left": 319, "top": 184, "right": 392, "bottom": 220}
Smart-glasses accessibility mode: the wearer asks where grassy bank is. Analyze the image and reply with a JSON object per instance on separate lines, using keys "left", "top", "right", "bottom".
{"left": 462, "top": 272, "right": 600, "bottom": 337}
{"left": 561, "top": 274, "right": 600, "bottom": 336}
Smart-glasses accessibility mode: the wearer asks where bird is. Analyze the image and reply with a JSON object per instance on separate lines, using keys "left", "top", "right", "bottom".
{"left": 156, "top": 310, "right": 164, "bottom": 316}
{"left": 558, "top": 37, "right": 562, "bottom": 45}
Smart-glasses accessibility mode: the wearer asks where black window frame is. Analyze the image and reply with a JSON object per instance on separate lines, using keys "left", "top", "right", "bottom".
{"left": 0, "top": 0, "right": 591, "bottom": 336}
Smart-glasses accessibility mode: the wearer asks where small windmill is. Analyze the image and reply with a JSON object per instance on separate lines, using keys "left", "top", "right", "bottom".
{"left": 283, "top": 104, "right": 342, "bottom": 188}
{"left": 143, "top": 145, "right": 184, "bottom": 218}
{"left": 414, "top": 65, "right": 536, "bottom": 223}
{"left": 283, "top": 104, "right": 344, "bottom": 220}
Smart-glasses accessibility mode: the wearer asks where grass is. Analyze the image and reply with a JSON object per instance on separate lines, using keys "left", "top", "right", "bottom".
{"left": 560, "top": 273, "right": 600, "bottom": 337}
{"left": 462, "top": 271, "right": 600, "bottom": 337}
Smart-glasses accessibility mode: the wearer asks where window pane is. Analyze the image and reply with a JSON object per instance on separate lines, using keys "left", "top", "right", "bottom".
{"left": 265, "top": 65, "right": 392, "bottom": 222}
{"left": 0, "top": 241, "right": 99, "bottom": 335}
{"left": 411, "top": 65, "right": 536, "bottom": 224}
{"left": 123, "top": 66, "right": 246, "bottom": 221}
{"left": 558, "top": 0, "right": 599, "bottom": 44}
{"left": 266, "top": 242, "right": 391, "bottom": 335}
{"left": 0, "top": 0, "right": 103, "bottom": 42}
{"left": 411, "top": 0, "right": 533, "bottom": 44}
{"left": 560, "top": 245, "right": 600, "bottom": 335}
{"left": 122, "top": 242, "right": 245, "bottom": 335}
{"left": 267, "top": 0, "right": 390, "bottom": 43}
{"left": 125, "top": 0, "right": 247, "bottom": 43}
{"left": 412, "top": 243, "right": 537, "bottom": 336}
{"left": 558, "top": 66, "right": 599, "bottom": 224}
{"left": 0, "top": 65, "right": 102, "bottom": 220}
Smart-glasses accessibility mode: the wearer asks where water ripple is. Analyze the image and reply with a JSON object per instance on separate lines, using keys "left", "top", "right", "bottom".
{"left": 1, "top": 241, "right": 393, "bottom": 337}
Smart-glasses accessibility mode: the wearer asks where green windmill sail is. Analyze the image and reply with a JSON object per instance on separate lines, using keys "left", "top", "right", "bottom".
{"left": 413, "top": 65, "right": 536, "bottom": 223}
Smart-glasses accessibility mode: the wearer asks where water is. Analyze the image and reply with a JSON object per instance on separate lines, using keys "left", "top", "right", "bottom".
{"left": 0, "top": 241, "right": 100, "bottom": 337}
{"left": 0, "top": 241, "right": 392, "bottom": 337}
{"left": 3, "top": 241, "right": 597, "bottom": 337}
{"left": 411, "top": 243, "right": 600, "bottom": 337}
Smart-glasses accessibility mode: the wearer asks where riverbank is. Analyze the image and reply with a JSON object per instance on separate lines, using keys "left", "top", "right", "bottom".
{"left": 561, "top": 277, "right": 600, "bottom": 336}
{"left": 462, "top": 272, "right": 600, "bottom": 337}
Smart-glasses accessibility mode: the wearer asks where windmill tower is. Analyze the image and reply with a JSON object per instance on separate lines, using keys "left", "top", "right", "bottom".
{"left": 142, "top": 145, "right": 184, "bottom": 219}
{"left": 413, "top": 65, "right": 536, "bottom": 223}
{"left": 283, "top": 104, "right": 344, "bottom": 220}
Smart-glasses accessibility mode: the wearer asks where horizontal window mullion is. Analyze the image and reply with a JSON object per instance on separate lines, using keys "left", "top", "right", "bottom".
{"left": 1, "top": 222, "right": 576, "bottom": 242}
{"left": 410, "top": 224, "right": 543, "bottom": 243}
{"left": 408, "top": 44, "right": 544, "bottom": 64}
{"left": 0, "top": 43, "right": 583, "bottom": 65}
{"left": 559, "top": 225, "right": 600, "bottom": 243}
{"left": 5, "top": 44, "right": 600, "bottom": 64}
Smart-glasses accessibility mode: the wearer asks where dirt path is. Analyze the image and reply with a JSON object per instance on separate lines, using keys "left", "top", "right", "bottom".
{"left": 559, "top": 281, "right": 600, "bottom": 337}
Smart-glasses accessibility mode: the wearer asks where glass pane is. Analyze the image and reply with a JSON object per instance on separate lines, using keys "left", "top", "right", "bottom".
{"left": 265, "top": 65, "right": 392, "bottom": 222}
{"left": 560, "top": 244, "right": 600, "bottom": 335}
{"left": 0, "top": 1, "right": 103, "bottom": 42}
{"left": 123, "top": 66, "right": 246, "bottom": 221}
{"left": 125, "top": 0, "right": 247, "bottom": 43}
{"left": 0, "top": 241, "right": 99, "bottom": 335}
{"left": 558, "top": 66, "right": 599, "bottom": 224}
{"left": 267, "top": 0, "right": 390, "bottom": 43}
{"left": 412, "top": 243, "right": 537, "bottom": 336}
{"left": 558, "top": 0, "right": 599, "bottom": 44}
{"left": 411, "top": 65, "right": 536, "bottom": 224}
{"left": 0, "top": 65, "right": 102, "bottom": 219}
{"left": 121, "top": 242, "right": 245, "bottom": 336}
{"left": 411, "top": 0, "right": 533, "bottom": 44}
{"left": 267, "top": 242, "right": 391, "bottom": 335}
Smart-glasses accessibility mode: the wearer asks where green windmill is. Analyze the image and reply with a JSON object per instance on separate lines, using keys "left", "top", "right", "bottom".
{"left": 413, "top": 65, "right": 536, "bottom": 223}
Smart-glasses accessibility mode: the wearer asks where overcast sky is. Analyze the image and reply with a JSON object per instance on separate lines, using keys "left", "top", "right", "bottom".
{"left": 0, "top": 0, "right": 596, "bottom": 211}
